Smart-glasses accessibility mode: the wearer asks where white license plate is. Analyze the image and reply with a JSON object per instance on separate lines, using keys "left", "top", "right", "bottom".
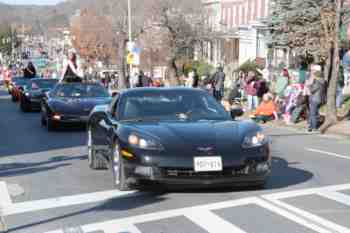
{"left": 194, "top": 157, "right": 223, "bottom": 172}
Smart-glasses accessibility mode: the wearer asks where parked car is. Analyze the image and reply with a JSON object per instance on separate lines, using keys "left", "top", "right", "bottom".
{"left": 19, "top": 78, "right": 59, "bottom": 112}
{"left": 87, "top": 88, "right": 271, "bottom": 191}
{"left": 41, "top": 82, "right": 112, "bottom": 131}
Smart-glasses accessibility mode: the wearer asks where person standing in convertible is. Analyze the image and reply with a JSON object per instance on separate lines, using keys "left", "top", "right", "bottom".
{"left": 60, "top": 51, "right": 83, "bottom": 83}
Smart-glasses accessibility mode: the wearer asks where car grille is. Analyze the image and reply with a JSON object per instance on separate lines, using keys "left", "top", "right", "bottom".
{"left": 162, "top": 166, "right": 249, "bottom": 179}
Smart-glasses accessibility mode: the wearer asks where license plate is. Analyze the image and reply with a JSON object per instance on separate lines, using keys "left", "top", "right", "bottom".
{"left": 194, "top": 157, "right": 223, "bottom": 172}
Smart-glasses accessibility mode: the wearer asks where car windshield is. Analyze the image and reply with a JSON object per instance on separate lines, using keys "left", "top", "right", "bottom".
{"left": 119, "top": 90, "right": 230, "bottom": 122}
{"left": 51, "top": 83, "right": 110, "bottom": 98}
{"left": 30, "top": 79, "right": 58, "bottom": 90}
{"left": 14, "top": 78, "right": 30, "bottom": 86}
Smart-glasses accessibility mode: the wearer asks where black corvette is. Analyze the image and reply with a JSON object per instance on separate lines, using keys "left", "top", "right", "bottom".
{"left": 87, "top": 88, "right": 271, "bottom": 191}
{"left": 20, "top": 78, "right": 59, "bottom": 112}
{"left": 41, "top": 82, "right": 112, "bottom": 131}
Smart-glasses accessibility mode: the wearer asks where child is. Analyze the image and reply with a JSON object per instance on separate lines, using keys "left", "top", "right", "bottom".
{"left": 251, "top": 93, "right": 278, "bottom": 123}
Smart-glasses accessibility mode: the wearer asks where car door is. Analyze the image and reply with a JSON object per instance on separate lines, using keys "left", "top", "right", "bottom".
{"left": 93, "top": 94, "right": 120, "bottom": 153}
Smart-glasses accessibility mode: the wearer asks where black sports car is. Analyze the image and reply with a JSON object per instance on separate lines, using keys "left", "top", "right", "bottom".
{"left": 41, "top": 82, "right": 112, "bottom": 131}
{"left": 20, "top": 78, "right": 59, "bottom": 112}
{"left": 87, "top": 88, "right": 271, "bottom": 191}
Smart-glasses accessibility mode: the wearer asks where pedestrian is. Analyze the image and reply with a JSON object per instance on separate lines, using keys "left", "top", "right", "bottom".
{"left": 244, "top": 71, "right": 259, "bottom": 111}
{"left": 23, "top": 61, "right": 37, "bottom": 79}
{"left": 251, "top": 93, "right": 278, "bottom": 123}
{"left": 137, "top": 70, "right": 151, "bottom": 87}
{"left": 306, "top": 67, "right": 326, "bottom": 132}
{"left": 211, "top": 67, "right": 225, "bottom": 101}
{"left": 191, "top": 69, "right": 199, "bottom": 88}
{"left": 130, "top": 72, "right": 139, "bottom": 88}
{"left": 60, "top": 51, "right": 83, "bottom": 83}
{"left": 275, "top": 68, "right": 290, "bottom": 100}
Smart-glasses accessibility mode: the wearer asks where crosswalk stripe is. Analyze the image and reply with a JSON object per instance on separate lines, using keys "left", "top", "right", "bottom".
{"left": 318, "top": 190, "right": 350, "bottom": 207}
{"left": 0, "top": 181, "right": 12, "bottom": 209}
{"left": 185, "top": 210, "right": 247, "bottom": 233}
{"left": 255, "top": 199, "right": 333, "bottom": 233}
{"left": 2, "top": 189, "right": 141, "bottom": 216}
{"left": 97, "top": 224, "right": 142, "bottom": 233}
{"left": 266, "top": 199, "right": 350, "bottom": 233}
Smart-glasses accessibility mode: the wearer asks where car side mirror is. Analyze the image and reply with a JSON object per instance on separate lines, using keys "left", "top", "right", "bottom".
{"left": 230, "top": 108, "right": 244, "bottom": 119}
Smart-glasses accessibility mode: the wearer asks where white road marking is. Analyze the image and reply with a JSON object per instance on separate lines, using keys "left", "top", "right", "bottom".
{"left": 46, "top": 196, "right": 333, "bottom": 233}
{"left": 2, "top": 189, "right": 140, "bottom": 216}
{"left": 306, "top": 148, "right": 350, "bottom": 160}
{"left": 185, "top": 210, "right": 248, "bottom": 233}
{"left": 263, "top": 184, "right": 350, "bottom": 233}
{"left": 263, "top": 183, "right": 350, "bottom": 200}
{"left": 0, "top": 181, "right": 12, "bottom": 209}
{"left": 100, "top": 224, "right": 142, "bottom": 233}
{"left": 318, "top": 190, "right": 350, "bottom": 207}
{"left": 266, "top": 198, "right": 350, "bottom": 233}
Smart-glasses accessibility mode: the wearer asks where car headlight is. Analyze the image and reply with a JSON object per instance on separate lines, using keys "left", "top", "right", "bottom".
{"left": 128, "top": 133, "right": 163, "bottom": 150}
{"left": 242, "top": 132, "right": 268, "bottom": 148}
{"left": 25, "top": 92, "right": 30, "bottom": 97}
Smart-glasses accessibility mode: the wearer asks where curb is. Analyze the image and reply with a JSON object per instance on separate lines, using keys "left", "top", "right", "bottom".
{"left": 263, "top": 123, "right": 350, "bottom": 141}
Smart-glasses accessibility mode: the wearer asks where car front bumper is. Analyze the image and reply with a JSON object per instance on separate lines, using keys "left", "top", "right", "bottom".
{"left": 51, "top": 115, "right": 90, "bottom": 124}
{"left": 123, "top": 160, "right": 271, "bottom": 187}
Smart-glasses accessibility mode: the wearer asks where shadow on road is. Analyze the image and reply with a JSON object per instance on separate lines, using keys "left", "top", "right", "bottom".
{"left": 0, "top": 163, "right": 71, "bottom": 177}
{"left": 6, "top": 192, "right": 167, "bottom": 233}
{"left": 0, "top": 155, "right": 86, "bottom": 174}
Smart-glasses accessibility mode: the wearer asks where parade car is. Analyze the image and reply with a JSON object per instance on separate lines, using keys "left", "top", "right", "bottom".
{"left": 10, "top": 77, "right": 31, "bottom": 102}
{"left": 87, "top": 88, "right": 271, "bottom": 191}
{"left": 19, "top": 78, "right": 59, "bottom": 112}
{"left": 41, "top": 82, "right": 112, "bottom": 131}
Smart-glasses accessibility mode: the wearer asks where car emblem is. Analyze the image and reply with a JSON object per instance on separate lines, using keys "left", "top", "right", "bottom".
{"left": 197, "top": 146, "right": 214, "bottom": 152}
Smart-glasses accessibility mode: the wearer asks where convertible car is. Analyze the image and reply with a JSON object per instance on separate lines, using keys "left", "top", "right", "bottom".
{"left": 87, "top": 88, "right": 271, "bottom": 191}
{"left": 41, "top": 82, "right": 112, "bottom": 131}
{"left": 20, "top": 78, "right": 59, "bottom": 112}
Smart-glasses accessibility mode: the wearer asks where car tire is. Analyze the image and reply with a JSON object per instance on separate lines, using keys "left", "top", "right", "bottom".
{"left": 20, "top": 98, "right": 31, "bottom": 112}
{"left": 87, "top": 128, "right": 107, "bottom": 170}
{"left": 47, "top": 116, "right": 57, "bottom": 131}
{"left": 112, "top": 143, "right": 130, "bottom": 191}
{"left": 41, "top": 113, "right": 47, "bottom": 126}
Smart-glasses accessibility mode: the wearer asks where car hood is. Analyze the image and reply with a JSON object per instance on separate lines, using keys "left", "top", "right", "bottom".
{"left": 49, "top": 97, "right": 112, "bottom": 115}
{"left": 124, "top": 120, "right": 259, "bottom": 155}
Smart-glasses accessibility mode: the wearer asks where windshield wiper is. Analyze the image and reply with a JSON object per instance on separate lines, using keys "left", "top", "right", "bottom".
{"left": 121, "top": 116, "right": 161, "bottom": 122}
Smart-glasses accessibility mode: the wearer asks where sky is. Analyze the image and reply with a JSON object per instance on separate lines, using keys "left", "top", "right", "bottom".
{"left": 0, "top": 0, "right": 65, "bottom": 5}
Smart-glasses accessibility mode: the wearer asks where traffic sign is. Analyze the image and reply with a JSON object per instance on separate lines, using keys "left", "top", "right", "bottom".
{"left": 127, "top": 53, "right": 134, "bottom": 65}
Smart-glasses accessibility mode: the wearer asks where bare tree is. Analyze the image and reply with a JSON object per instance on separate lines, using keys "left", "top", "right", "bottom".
{"left": 150, "top": 0, "right": 206, "bottom": 86}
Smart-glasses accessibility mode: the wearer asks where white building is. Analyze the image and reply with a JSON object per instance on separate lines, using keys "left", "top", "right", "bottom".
{"left": 202, "top": 0, "right": 270, "bottom": 71}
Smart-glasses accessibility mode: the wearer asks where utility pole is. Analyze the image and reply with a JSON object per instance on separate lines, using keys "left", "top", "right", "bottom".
{"left": 127, "top": 0, "right": 133, "bottom": 77}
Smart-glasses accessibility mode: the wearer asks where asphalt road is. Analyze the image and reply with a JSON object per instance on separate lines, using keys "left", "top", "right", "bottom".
{"left": 1, "top": 86, "right": 350, "bottom": 233}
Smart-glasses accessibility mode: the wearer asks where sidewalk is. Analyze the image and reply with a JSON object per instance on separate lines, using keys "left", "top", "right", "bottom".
{"left": 262, "top": 119, "right": 350, "bottom": 139}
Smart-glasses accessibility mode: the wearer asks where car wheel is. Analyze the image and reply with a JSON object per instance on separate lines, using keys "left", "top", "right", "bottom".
{"left": 47, "top": 116, "right": 57, "bottom": 131}
{"left": 41, "top": 113, "right": 47, "bottom": 126}
{"left": 20, "top": 98, "right": 30, "bottom": 112}
{"left": 112, "top": 143, "right": 130, "bottom": 191}
{"left": 88, "top": 128, "right": 107, "bottom": 170}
